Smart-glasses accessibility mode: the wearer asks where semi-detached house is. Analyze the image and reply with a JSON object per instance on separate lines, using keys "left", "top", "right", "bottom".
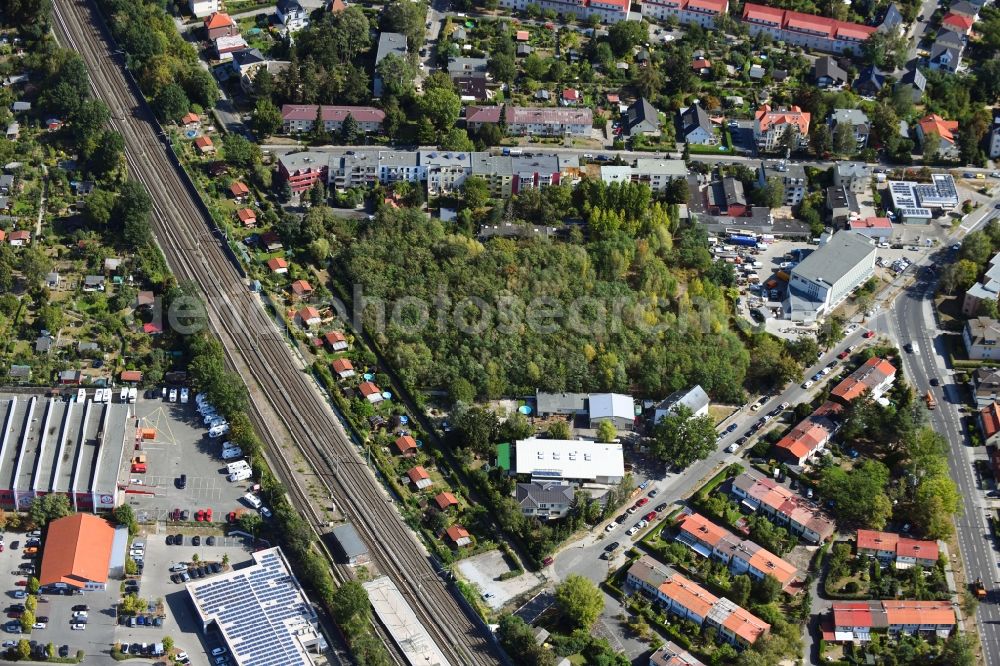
{"left": 626, "top": 556, "right": 770, "bottom": 648}
{"left": 855, "top": 530, "right": 939, "bottom": 568}
{"left": 830, "top": 357, "right": 897, "bottom": 404}
{"left": 774, "top": 401, "right": 842, "bottom": 466}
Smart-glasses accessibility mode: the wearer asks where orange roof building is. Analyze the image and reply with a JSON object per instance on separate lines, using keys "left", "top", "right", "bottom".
{"left": 323, "top": 330, "right": 348, "bottom": 351}
{"left": 980, "top": 402, "right": 1000, "bottom": 444}
{"left": 827, "top": 600, "right": 955, "bottom": 643}
{"left": 296, "top": 306, "right": 321, "bottom": 327}
{"left": 193, "top": 136, "right": 215, "bottom": 154}
{"left": 120, "top": 370, "right": 143, "bottom": 383}
{"left": 857, "top": 529, "right": 939, "bottom": 567}
{"left": 434, "top": 492, "right": 459, "bottom": 510}
{"left": 917, "top": 113, "right": 960, "bottom": 149}
{"left": 229, "top": 181, "right": 250, "bottom": 199}
{"left": 677, "top": 513, "right": 798, "bottom": 591}
{"left": 406, "top": 465, "right": 432, "bottom": 489}
{"left": 941, "top": 12, "right": 974, "bottom": 32}
{"left": 266, "top": 257, "right": 288, "bottom": 274}
{"left": 741, "top": 3, "right": 876, "bottom": 55}
{"left": 39, "top": 514, "right": 118, "bottom": 589}
{"left": 394, "top": 435, "right": 418, "bottom": 456}
{"left": 754, "top": 104, "right": 811, "bottom": 152}
{"left": 359, "top": 381, "right": 383, "bottom": 403}
{"left": 445, "top": 524, "right": 472, "bottom": 547}
{"left": 290, "top": 279, "right": 313, "bottom": 296}
{"left": 330, "top": 358, "right": 355, "bottom": 378}
{"left": 830, "top": 357, "right": 896, "bottom": 404}
{"left": 236, "top": 208, "right": 257, "bottom": 227}
{"left": 181, "top": 112, "right": 200, "bottom": 126}
{"left": 774, "top": 402, "right": 841, "bottom": 465}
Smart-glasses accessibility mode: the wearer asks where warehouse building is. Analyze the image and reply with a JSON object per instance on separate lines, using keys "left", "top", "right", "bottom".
{"left": 186, "top": 547, "right": 327, "bottom": 666}
{"left": 784, "top": 232, "right": 877, "bottom": 322}
{"left": 0, "top": 394, "right": 129, "bottom": 512}
{"left": 514, "top": 438, "right": 625, "bottom": 485}
{"left": 39, "top": 513, "right": 124, "bottom": 591}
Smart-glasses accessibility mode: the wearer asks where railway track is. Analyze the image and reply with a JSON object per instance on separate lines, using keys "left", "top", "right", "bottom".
{"left": 51, "top": 2, "right": 500, "bottom": 664}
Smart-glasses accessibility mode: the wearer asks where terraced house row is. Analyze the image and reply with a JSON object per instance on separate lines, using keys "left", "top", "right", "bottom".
{"left": 730, "top": 473, "right": 836, "bottom": 543}
{"left": 675, "top": 513, "right": 799, "bottom": 593}
{"left": 627, "top": 555, "right": 770, "bottom": 648}
{"left": 823, "top": 601, "right": 956, "bottom": 644}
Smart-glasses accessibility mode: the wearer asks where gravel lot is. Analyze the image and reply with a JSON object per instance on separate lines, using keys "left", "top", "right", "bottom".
{"left": 456, "top": 550, "right": 545, "bottom": 611}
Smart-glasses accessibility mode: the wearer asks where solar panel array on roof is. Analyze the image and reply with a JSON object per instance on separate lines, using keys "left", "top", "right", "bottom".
{"left": 888, "top": 181, "right": 917, "bottom": 207}
{"left": 187, "top": 548, "right": 321, "bottom": 666}
{"left": 897, "top": 207, "right": 931, "bottom": 217}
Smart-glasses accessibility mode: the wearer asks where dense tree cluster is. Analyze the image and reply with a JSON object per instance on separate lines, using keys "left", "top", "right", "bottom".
{"left": 336, "top": 201, "right": 751, "bottom": 402}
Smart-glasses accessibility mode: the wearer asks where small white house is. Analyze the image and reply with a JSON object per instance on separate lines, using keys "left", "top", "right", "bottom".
{"left": 655, "top": 385, "right": 710, "bottom": 422}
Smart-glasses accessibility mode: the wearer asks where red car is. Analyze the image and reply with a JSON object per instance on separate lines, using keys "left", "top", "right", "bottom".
{"left": 14, "top": 581, "right": 26, "bottom": 587}
{"left": 204, "top": 508, "right": 213, "bottom": 522}
{"left": 644, "top": 511, "right": 657, "bottom": 522}
{"left": 863, "top": 330, "right": 875, "bottom": 338}
{"left": 635, "top": 498, "right": 649, "bottom": 508}
{"left": 837, "top": 350, "right": 849, "bottom": 359}
{"left": 195, "top": 510, "right": 205, "bottom": 522}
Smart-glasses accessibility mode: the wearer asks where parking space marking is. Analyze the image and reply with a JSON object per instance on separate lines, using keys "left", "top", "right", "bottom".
{"left": 139, "top": 406, "right": 182, "bottom": 445}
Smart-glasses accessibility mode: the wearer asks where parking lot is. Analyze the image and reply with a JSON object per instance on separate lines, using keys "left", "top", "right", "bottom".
{"left": 455, "top": 551, "right": 545, "bottom": 611}
{"left": 0, "top": 531, "right": 120, "bottom": 662}
{"left": 115, "top": 531, "right": 254, "bottom": 666}
{"left": 126, "top": 396, "right": 253, "bottom": 524}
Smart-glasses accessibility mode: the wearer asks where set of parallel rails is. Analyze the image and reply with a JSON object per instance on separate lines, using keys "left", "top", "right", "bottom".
{"left": 51, "top": 1, "right": 499, "bottom": 663}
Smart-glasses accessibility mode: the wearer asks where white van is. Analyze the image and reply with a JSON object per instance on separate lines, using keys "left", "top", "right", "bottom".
{"left": 180, "top": 388, "right": 189, "bottom": 404}
{"left": 226, "top": 460, "right": 250, "bottom": 474}
{"left": 128, "top": 388, "right": 137, "bottom": 403}
{"left": 228, "top": 468, "right": 252, "bottom": 482}
{"left": 243, "top": 493, "right": 262, "bottom": 509}
{"left": 120, "top": 387, "right": 129, "bottom": 403}
{"left": 76, "top": 389, "right": 87, "bottom": 403}
{"left": 168, "top": 388, "right": 178, "bottom": 403}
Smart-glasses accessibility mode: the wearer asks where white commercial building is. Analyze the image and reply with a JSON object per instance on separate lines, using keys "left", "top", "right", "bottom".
{"left": 588, "top": 393, "right": 635, "bottom": 430}
{"left": 784, "top": 232, "right": 877, "bottom": 322}
{"left": 188, "top": 0, "right": 219, "bottom": 18}
{"left": 514, "top": 438, "right": 625, "bottom": 485}
{"left": 186, "top": 547, "right": 327, "bottom": 666}
{"left": 887, "top": 174, "right": 959, "bottom": 224}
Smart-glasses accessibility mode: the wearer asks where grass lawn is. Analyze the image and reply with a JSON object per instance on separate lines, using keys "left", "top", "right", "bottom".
{"left": 708, "top": 404, "right": 737, "bottom": 425}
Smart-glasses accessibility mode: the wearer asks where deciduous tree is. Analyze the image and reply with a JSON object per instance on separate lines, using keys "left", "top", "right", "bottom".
{"left": 554, "top": 574, "right": 603, "bottom": 630}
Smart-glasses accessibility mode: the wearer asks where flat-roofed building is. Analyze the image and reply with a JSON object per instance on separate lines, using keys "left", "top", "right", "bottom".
{"left": 785, "top": 232, "right": 876, "bottom": 322}
{"left": 187, "top": 547, "right": 327, "bottom": 665}
{"left": 514, "top": 438, "right": 625, "bottom": 485}
{"left": 964, "top": 317, "right": 1000, "bottom": 361}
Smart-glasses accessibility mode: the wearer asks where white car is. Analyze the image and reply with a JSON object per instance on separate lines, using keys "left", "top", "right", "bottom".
{"left": 33, "top": 622, "right": 45, "bottom": 629}
{"left": 71, "top": 624, "right": 85, "bottom": 631}
{"left": 726, "top": 442, "right": 739, "bottom": 453}
{"left": 243, "top": 493, "right": 262, "bottom": 509}
{"left": 170, "top": 563, "right": 188, "bottom": 572}
{"left": 209, "top": 424, "right": 230, "bottom": 438}
{"left": 626, "top": 526, "right": 639, "bottom": 536}
{"left": 180, "top": 388, "right": 189, "bottom": 404}
{"left": 2, "top": 641, "right": 15, "bottom": 647}
{"left": 168, "top": 388, "right": 178, "bottom": 403}
{"left": 212, "top": 647, "right": 227, "bottom": 656}
{"left": 802, "top": 380, "right": 814, "bottom": 389}
{"left": 13, "top": 591, "right": 24, "bottom": 599}
{"left": 259, "top": 506, "right": 272, "bottom": 519}
{"left": 605, "top": 522, "right": 617, "bottom": 532}
{"left": 221, "top": 447, "right": 243, "bottom": 460}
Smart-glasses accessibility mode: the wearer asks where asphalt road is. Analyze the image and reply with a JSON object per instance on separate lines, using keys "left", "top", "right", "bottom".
{"left": 885, "top": 199, "right": 1000, "bottom": 666}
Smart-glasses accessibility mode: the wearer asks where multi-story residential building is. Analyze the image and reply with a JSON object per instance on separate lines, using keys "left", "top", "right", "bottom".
{"left": 741, "top": 3, "right": 877, "bottom": 54}
{"left": 758, "top": 160, "right": 807, "bottom": 206}
{"left": 974, "top": 367, "right": 1000, "bottom": 408}
{"left": 833, "top": 162, "right": 872, "bottom": 194}
{"left": 188, "top": 0, "right": 220, "bottom": 18}
{"left": 964, "top": 316, "right": 1000, "bottom": 361}
{"left": 512, "top": 154, "right": 567, "bottom": 192}
{"left": 730, "top": 473, "right": 836, "bottom": 543}
{"left": 753, "top": 105, "right": 811, "bottom": 153}
{"left": 856, "top": 530, "right": 940, "bottom": 568}
{"left": 515, "top": 481, "right": 576, "bottom": 519}
{"left": 471, "top": 152, "right": 515, "bottom": 197}
{"left": 916, "top": 113, "right": 961, "bottom": 160}
{"left": 203, "top": 11, "right": 237, "bottom": 40}
{"left": 374, "top": 32, "right": 407, "bottom": 98}
{"left": 280, "top": 105, "right": 386, "bottom": 135}
{"left": 625, "top": 556, "right": 770, "bottom": 648}
{"left": 465, "top": 105, "right": 592, "bottom": 137}
{"left": 642, "top": 0, "right": 728, "bottom": 27}
{"left": 277, "top": 152, "right": 328, "bottom": 194}
{"left": 830, "top": 357, "right": 897, "bottom": 403}
{"left": 680, "top": 104, "right": 715, "bottom": 145}
{"left": 423, "top": 151, "right": 473, "bottom": 196}
{"left": 676, "top": 513, "right": 798, "bottom": 591}
{"left": 625, "top": 98, "right": 662, "bottom": 137}
{"left": 773, "top": 401, "right": 841, "bottom": 466}
{"left": 989, "top": 113, "right": 1000, "bottom": 159}
{"left": 649, "top": 643, "right": 705, "bottom": 666}
{"left": 498, "top": 0, "right": 631, "bottom": 23}
{"left": 825, "top": 601, "right": 955, "bottom": 643}
{"left": 929, "top": 28, "right": 964, "bottom": 72}
{"left": 785, "top": 232, "right": 876, "bottom": 322}
{"left": 630, "top": 159, "right": 688, "bottom": 193}
{"left": 964, "top": 253, "right": 1000, "bottom": 316}
{"left": 829, "top": 109, "right": 871, "bottom": 150}
{"left": 275, "top": 0, "right": 309, "bottom": 32}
